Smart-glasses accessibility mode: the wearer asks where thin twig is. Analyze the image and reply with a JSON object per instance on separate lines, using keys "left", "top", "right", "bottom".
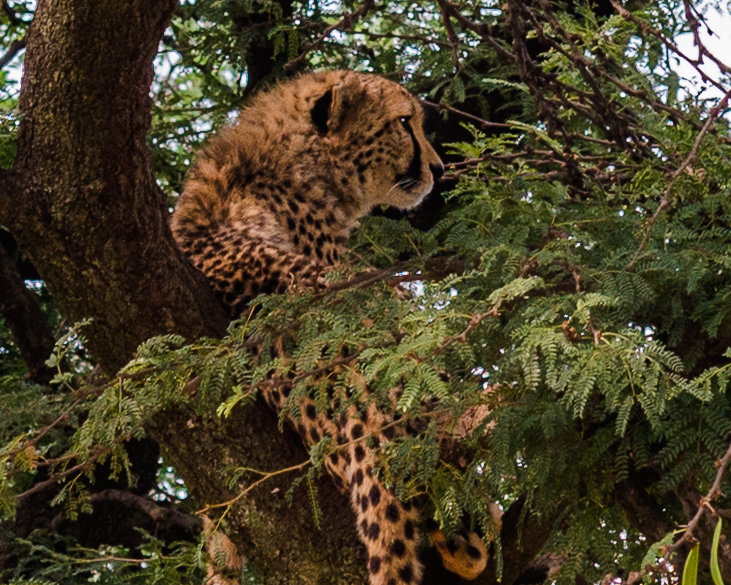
{"left": 198, "top": 401, "right": 462, "bottom": 519}
{"left": 197, "top": 458, "right": 311, "bottom": 513}
{"left": 668, "top": 437, "right": 731, "bottom": 550}
{"left": 435, "top": 0, "right": 514, "bottom": 62}
{"left": 629, "top": 86, "right": 731, "bottom": 269}
{"left": 15, "top": 447, "right": 108, "bottom": 501}
{"left": 436, "top": 0, "right": 460, "bottom": 68}
{"left": 354, "top": 30, "right": 454, "bottom": 48}
{"left": 2, "top": 399, "right": 81, "bottom": 461}
{"left": 284, "top": 0, "right": 375, "bottom": 72}
{"left": 421, "top": 99, "right": 512, "bottom": 130}
{"left": 611, "top": 0, "right": 730, "bottom": 87}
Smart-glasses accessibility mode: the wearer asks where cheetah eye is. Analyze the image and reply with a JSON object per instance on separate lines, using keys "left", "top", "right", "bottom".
{"left": 398, "top": 116, "right": 412, "bottom": 127}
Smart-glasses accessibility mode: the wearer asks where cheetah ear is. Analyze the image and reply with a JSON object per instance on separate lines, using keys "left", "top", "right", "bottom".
{"left": 310, "top": 80, "right": 367, "bottom": 135}
{"left": 310, "top": 89, "right": 334, "bottom": 135}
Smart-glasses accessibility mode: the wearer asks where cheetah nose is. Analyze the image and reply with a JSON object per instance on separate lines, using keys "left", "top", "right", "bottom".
{"left": 429, "top": 162, "right": 445, "bottom": 181}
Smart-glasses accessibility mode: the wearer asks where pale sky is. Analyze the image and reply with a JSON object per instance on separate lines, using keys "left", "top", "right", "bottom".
{"left": 674, "top": 3, "right": 731, "bottom": 100}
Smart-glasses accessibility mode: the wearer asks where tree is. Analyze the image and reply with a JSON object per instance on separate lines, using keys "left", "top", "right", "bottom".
{"left": 0, "top": 1, "right": 729, "bottom": 584}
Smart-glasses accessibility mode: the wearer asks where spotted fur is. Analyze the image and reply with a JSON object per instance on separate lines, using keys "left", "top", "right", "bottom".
{"left": 172, "top": 71, "right": 486, "bottom": 585}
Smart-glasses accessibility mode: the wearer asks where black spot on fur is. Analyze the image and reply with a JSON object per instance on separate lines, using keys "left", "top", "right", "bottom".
{"left": 391, "top": 539, "right": 406, "bottom": 557}
{"left": 385, "top": 503, "right": 400, "bottom": 522}
{"left": 369, "top": 485, "right": 381, "bottom": 506}
{"left": 367, "top": 522, "right": 380, "bottom": 540}
{"left": 398, "top": 565, "right": 413, "bottom": 583}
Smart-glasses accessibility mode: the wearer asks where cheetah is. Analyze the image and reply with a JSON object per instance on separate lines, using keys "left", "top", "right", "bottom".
{"left": 171, "top": 70, "right": 487, "bottom": 585}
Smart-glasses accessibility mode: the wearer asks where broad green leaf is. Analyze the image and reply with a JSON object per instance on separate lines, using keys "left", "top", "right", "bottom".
{"left": 682, "top": 542, "right": 700, "bottom": 585}
{"left": 711, "top": 518, "right": 725, "bottom": 585}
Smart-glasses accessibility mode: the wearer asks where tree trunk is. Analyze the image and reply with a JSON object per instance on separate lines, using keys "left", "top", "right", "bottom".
{"left": 4, "top": 0, "right": 228, "bottom": 369}
{"left": 0, "top": 2, "right": 366, "bottom": 583}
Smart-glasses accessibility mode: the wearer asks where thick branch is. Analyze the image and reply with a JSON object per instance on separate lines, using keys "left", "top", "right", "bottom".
{"left": 0, "top": 37, "right": 24, "bottom": 69}
{"left": 0, "top": 240, "right": 55, "bottom": 382}
{"left": 498, "top": 496, "right": 558, "bottom": 584}
{"left": 89, "top": 489, "right": 202, "bottom": 536}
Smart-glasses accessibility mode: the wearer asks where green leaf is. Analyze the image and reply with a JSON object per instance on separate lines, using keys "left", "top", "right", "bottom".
{"left": 682, "top": 542, "right": 700, "bottom": 585}
{"left": 711, "top": 518, "right": 725, "bottom": 585}
{"left": 486, "top": 277, "right": 545, "bottom": 305}
{"left": 641, "top": 531, "right": 674, "bottom": 567}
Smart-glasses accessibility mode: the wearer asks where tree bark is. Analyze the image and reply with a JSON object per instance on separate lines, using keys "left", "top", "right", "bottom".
{"left": 0, "top": 2, "right": 365, "bottom": 583}
{"left": 3, "top": 0, "right": 229, "bottom": 370}
{"left": 0, "top": 237, "right": 55, "bottom": 382}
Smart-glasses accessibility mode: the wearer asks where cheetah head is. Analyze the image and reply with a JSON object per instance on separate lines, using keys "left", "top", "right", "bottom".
{"left": 307, "top": 71, "right": 444, "bottom": 213}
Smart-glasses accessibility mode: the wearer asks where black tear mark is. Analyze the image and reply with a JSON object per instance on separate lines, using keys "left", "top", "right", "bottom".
{"left": 395, "top": 119, "right": 421, "bottom": 184}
